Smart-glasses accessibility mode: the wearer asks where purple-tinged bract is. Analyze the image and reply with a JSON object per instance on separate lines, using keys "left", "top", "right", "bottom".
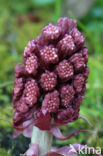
{"left": 56, "top": 107, "right": 74, "bottom": 122}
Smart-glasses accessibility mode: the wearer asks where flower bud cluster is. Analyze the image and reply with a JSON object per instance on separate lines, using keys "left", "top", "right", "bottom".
{"left": 13, "top": 17, "right": 89, "bottom": 131}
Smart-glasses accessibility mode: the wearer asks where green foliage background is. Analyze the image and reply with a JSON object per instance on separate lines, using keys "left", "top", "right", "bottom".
{"left": 0, "top": 0, "right": 103, "bottom": 155}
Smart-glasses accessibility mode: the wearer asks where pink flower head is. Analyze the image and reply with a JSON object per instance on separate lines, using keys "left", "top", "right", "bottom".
{"left": 24, "top": 79, "right": 40, "bottom": 106}
{"left": 42, "top": 23, "right": 61, "bottom": 41}
{"left": 57, "top": 17, "right": 76, "bottom": 35}
{"left": 25, "top": 55, "right": 38, "bottom": 75}
{"left": 40, "top": 72, "right": 57, "bottom": 91}
{"left": 57, "top": 34, "right": 76, "bottom": 57}
{"left": 60, "top": 85, "right": 75, "bottom": 107}
{"left": 70, "top": 27, "right": 85, "bottom": 48}
{"left": 42, "top": 90, "right": 60, "bottom": 114}
{"left": 40, "top": 45, "right": 59, "bottom": 65}
{"left": 13, "top": 17, "right": 89, "bottom": 133}
{"left": 23, "top": 40, "right": 37, "bottom": 63}
{"left": 55, "top": 60, "right": 74, "bottom": 81}
{"left": 70, "top": 53, "right": 86, "bottom": 72}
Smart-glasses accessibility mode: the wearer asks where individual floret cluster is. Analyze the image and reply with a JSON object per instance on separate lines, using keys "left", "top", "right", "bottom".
{"left": 40, "top": 72, "right": 57, "bottom": 91}
{"left": 40, "top": 46, "right": 59, "bottom": 65}
{"left": 42, "top": 90, "right": 60, "bottom": 113}
{"left": 13, "top": 17, "right": 89, "bottom": 132}
{"left": 55, "top": 59, "right": 74, "bottom": 81}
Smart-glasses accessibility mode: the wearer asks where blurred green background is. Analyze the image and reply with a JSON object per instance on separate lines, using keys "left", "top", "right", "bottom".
{"left": 0, "top": 0, "right": 103, "bottom": 155}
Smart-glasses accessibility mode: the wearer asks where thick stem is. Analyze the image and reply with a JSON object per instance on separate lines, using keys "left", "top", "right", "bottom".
{"left": 31, "top": 126, "right": 53, "bottom": 156}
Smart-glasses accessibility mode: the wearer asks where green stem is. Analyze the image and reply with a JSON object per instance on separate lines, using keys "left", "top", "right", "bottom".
{"left": 54, "top": 0, "right": 62, "bottom": 23}
{"left": 31, "top": 126, "right": 53, "bottom": 156}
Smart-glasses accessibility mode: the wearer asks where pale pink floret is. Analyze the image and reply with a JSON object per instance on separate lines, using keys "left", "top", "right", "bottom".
{"left": 25, "top": 55, "right": 38, "bottom": 75}
{"left": 40, "top": 72, "right": 57, "bottom": 91}
{"left": 57, "top": 17, "right": 77, "bottom": 34}
{"left": 81, "top": 47, "right": 88, "bottom": 63}
{"left": 16, "top": 96, "right": 29, "bottom": 113}
{"left": 13, "top": 78, "right": 24, "bottom": 97}
{"left": 42, "top": 90, "right": 60, "bottom": 113}
{"left": 73, "top": 74, "right": 85, "bottom": 93}
{"left": 70, "top": 53, "right": 86, "bottom": 72}
{"left": 58, "top": 34, "right": 76, "bottom": 57}
{"left": 70, "top": 28, "right": 85, "bottom": 47}
{"left": 55, "top": 59, "right": 74, "bottom": 81}
{"left": 24, "top": 79, "right": 40, "bottom": 107}
{"left": 23, "top": 40, "right": 36, "bottom": 58}
{"left": 40, "top": 46, "right": 59, "bottom": 64}
{"left": 60, "top": 85, "right": 75, "bottom": 107}
{"left": 42, "top": 24, "right": 61, "bottom": 40}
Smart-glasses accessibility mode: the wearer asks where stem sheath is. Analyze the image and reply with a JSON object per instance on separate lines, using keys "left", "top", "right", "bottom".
{"left": 31, "top": 126, "right": 53, "bottom": 156}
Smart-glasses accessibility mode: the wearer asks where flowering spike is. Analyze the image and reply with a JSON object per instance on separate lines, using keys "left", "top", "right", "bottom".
{"left": 55, "top": 60, "right": 74, "bottom": 81}
{"left": 40, "top": 72, "right": 57, "bottom": 91}
{"left": 42, "top": 90, "right": 60, "bottom": 113}
{"left": 13, "top": 17, "right": 89, "bottom": 132}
